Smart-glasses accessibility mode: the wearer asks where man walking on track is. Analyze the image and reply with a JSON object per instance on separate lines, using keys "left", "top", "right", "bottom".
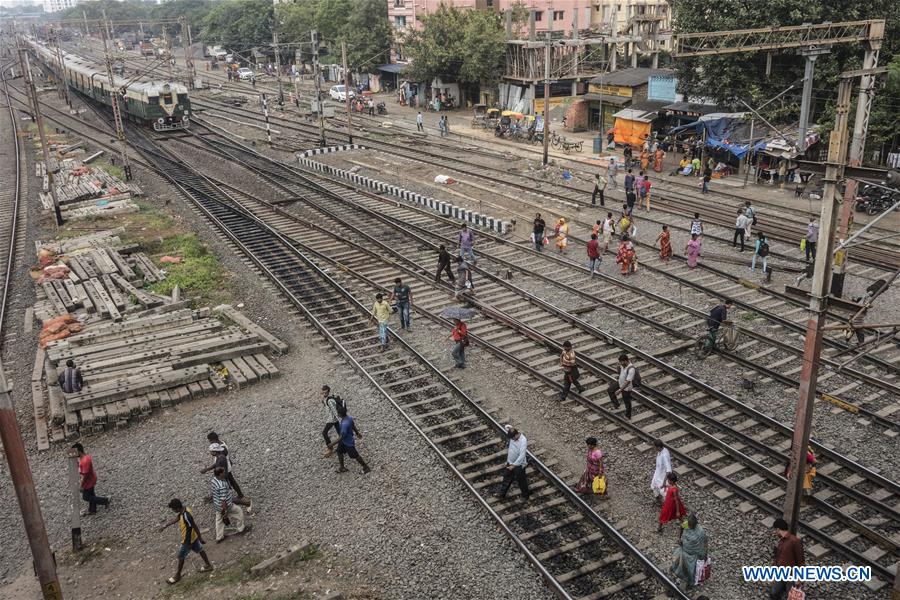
{"left": 390, "top": 277, "right": 413, "bottom": 331}
{"left": 601, "top": 212, "right": 616, "bottom": 254}
{"left": 498, "top": 425, "right": 529, "bottom": 501}
{"left": 533, "top": 213, "right": 546, "bottom": 251}
{"left": 805, "top": 218, "right": 819, "bottom": 262}
{"left": 559, "top": 341, "right": 586, "bottom": 399}
{"left": 591, "top": 172, "right": 606, "bottom": 206}
{"left": 320, "top": 385, "right": 342, "bottom": 456}
{"left": 450, "top": 318, "right": 469, "bottom": 368}
{"left": 733, "top": 208, "right": 750, "bottom": 252}
{"left": 370, "top": 293, "right": 391, "bottom": 351}
{"left": 587, "top": 234, "right": 601, "bottom": 275}
{"left": 458, "top": 224, "right": 476, "bottom": 263}
{"left": 328, "top": 404, "right": 371, "bottom": 474}
{"left": 650, "top": 438, "right": 672, "bottom": 505}
{"left": 607, "top": 353, "right": 636, "bottom": 419}
{"left": 72, "top": 443, "right": 110, "bottom": 515}
{"left": 770, "top": 518, "right": 805, "bottom": 599}
{"left": 416, "top": 111, "right": 424, "bottom": 132}
{"left": 160, "top": 498, "right": 213, "bottom": 584}
{"left": 607, "top": 158, "right": 618, "bottom": 190}
{"left": 211, "top": 467, "right": 249, "bottom": 542}
{"left": 435, "top": 245, "right": 455, "bottom": 283}
{"left": 200, "top": 435, "right": 252, "bottom": 512}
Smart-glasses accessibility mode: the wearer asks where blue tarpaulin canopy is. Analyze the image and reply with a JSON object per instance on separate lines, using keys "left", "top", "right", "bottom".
{"left": 668, "top": 113, "right": 768, "bottom": 159}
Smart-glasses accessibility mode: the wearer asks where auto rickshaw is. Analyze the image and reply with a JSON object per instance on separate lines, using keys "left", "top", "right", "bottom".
{"left": 486, "top": 107, "right": 501, "bottom": 129}
{"left": 471, "top": 104, "right": 488, "bottom": 128}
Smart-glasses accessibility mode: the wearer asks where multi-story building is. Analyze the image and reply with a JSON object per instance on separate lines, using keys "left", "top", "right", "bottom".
{"left": 43, "top": 0, "right": 79, "bottom": 12}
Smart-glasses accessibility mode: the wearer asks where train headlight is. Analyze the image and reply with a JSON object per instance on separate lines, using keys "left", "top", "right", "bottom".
{"left": 157, "top": 118, "right": 164, "bottom": 124}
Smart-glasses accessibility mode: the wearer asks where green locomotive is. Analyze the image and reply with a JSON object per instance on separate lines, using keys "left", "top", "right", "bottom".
{"left": 29, "top": 38, "right": 191, "bottom": 132}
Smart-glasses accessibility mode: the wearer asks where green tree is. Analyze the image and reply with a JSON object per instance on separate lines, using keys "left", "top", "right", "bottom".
{"left": 343, "top": 0, "right": 392, "bottom": 72}
{"left": 669, "top": 0, "right": 900, "bottom": 160}
{"left": 405, "top": 5, "right": 506, "bottom": 86}
{"left": 277, "top": 0, "right": 320, "bottom": 63}
{"left": 200, "top": 0, "right": 273, "bottom": 57}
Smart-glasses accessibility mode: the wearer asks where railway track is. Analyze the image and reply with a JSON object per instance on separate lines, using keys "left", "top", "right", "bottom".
{"left": 189, "top": 94, "right": 900, "bottom": 275}
{"left": 11, "top": 62, "right": 899, "bottom": 592}
{"left": 167, "top": 126, "right": 900, "bottom": 587}
{"left": 121, "top": 124, "right": 691, "bottom": 600}
{"left": 0, "top": 65, "right": 24, "bottom": 348}
{"left": 185, "top": 122, "right": 900, "bottom": 420}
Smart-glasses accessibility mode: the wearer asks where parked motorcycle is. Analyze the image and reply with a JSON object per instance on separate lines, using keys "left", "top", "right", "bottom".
{"left": 856, "top": 183, "right": 899, "bottom": 215}
{"left": 377, "top": 101, "right": 387, "bottom": 115}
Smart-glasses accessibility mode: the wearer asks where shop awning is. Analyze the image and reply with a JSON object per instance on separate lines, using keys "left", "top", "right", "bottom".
{"left": 582, "top": 93, "right": 631, "bottom": 106}
{"left": 612, "top": 108, "right": 656, "bottom": 122}
{"left": 378, "top": 63, "right": 407, "bottom": 74}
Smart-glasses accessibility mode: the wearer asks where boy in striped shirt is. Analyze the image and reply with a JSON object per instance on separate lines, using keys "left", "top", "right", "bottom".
{"left": 211, "top": 467, "right": 249, "bottom": 542}
{"left": 159, "top": 498, "right": 212, "bottom": 584}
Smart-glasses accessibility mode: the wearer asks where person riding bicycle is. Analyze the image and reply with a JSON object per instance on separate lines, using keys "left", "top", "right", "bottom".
{"left": 704, "top": 299, "right": 734, "bottom": 352}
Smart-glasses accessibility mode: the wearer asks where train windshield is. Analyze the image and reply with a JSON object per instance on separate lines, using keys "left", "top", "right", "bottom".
{"left": 161, "top": 84, "right": 173, "bottom": 104}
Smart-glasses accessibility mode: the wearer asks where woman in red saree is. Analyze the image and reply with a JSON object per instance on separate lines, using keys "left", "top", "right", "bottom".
{"left": 657, "top": 225, "right": 672, "bottom": 261}
{"left": 616, "top": 235, "right": 636, "bottom": 276}
{"left": 575, "top": 437, "right": 606, "bottom": 497}
{"left": 658, "top": 472, "right": 687, "bottom": 531}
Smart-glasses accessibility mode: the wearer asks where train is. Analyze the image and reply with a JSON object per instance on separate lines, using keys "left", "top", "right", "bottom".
{"left": 26, "top": 36, "right": 191, "bottom": 132}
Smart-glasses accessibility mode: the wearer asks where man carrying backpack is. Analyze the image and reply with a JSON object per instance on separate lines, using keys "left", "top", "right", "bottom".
{"left": 751, "top": 232, "right": 770, "bottom": 273}
{"left": 607, "top": 353, "right": 637, "bottom": 419}
{"left": 58, "top": 359, "right": 84, "bottom": 393}
{"left": 321, "top": 385, "right": 344, "bottom": 456}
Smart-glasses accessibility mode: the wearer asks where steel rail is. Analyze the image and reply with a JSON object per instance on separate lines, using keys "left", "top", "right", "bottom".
{"left": 190, "top": 95, "right": 900, "bottom": 272}
{"left": 126, "top": 126, "right": 689, "bottom": 600}
{"left": 175, "top": 131, "right": 900, "bottom": 576}
{"left": 0, "top": 65, "right": 23, "bottom": 344}
{"left": 188, "top": 121, "right": 900, "bottom": 393}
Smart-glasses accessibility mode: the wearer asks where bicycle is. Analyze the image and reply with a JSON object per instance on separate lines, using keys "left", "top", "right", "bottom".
{"left": 696, "top": 320, "right": 738, "bottom": 357}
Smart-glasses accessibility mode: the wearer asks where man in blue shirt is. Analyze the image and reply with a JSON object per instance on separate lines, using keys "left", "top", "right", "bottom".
{"left": 328, "top": 405, "right": 371, "bottom": 474}
{"left": 498, "top": 426, "right": 529, "bottom": 501}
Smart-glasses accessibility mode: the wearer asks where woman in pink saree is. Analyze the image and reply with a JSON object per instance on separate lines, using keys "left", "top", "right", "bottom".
{"left": 685, "top": 233, "right": 702, "bottom": 268}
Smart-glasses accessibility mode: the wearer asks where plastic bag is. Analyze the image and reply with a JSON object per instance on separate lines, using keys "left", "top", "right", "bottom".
{"left": 592, "top": 474, "right": 606, "bottom": 494}
{"left": 694, "top": 557, "right": 711, "bottom": 585}
{"left": 800, "top": 239, "right": 806, "bottom": 251}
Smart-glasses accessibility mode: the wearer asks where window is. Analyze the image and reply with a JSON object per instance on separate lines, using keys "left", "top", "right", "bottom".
{"left": 553, "top": 10, "right": 564, "bottom": 21}
{"left": 486, "top": 0, "right": 493, "bottom": 6}
{"left": 393, "top": 0, "right": 404, "bottom": 6}
{"left": 394, "top": 15, "right": 406, "bottom": 28}
{"left": 534, "top": 11, "right": 542, "bottom": 21}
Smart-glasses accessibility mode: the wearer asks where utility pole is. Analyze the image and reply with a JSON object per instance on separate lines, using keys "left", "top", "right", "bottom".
{"left": 781, "top": 70, "right": 866, "bottom": 534}
{"left": 541, "top": 38, "right": 551, "bottom": 165}
{"left": 0, "top": 364, "right": 62, "bottom": 600}
{"left": 99, "top": 21, "right": 132, "bottom": 181}
{"left": 796, "top": 47, "right": 829, "bottom": 151}
{"left": 162, "top": 27, "right": 174, "bottom": 81}
{"left": 82, "top": 10, "right": 89, "bottom": 37}
{"left": 49, "top": 25, "right": 68, "bottom": 106}
{"left": 834, "top": 31, "right": 883, "bottom": 297}
{"left": 342, "top": 40, "right": 352, "bottom": 144}
{"left": 742, "top": 118, "right": 755, "bottom": 187}
{"left": 180, "top": 17, "right": 195, "bottom": 90}
{"left": 271, "top": 7, "right": 284, "bottom": 107}
{"left": 311, "top": 30, "right": 325, "bottom": 146}
{"left": 19, "top": 49, "right": 63, "bottom": 226}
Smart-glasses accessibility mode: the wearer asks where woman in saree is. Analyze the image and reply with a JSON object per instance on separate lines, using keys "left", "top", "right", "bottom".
{"left": 640, "top": 149, "right": 650, "bottom": 171}
{"left": 685, "top": 233, "right": 701, "bottom": 268}
{"left": 653, "top": 147, "right": 665, "bottom": 172}
{"left": 554, "top": 218, "right": 569, "bottom": 253}
{"left": 616, "top": 234, "right": 636, "bottom": 276}
{"left": 657, "top": 225, "right": 672, "bottom": 261}
{"left": 574, "top": 437, "right": 606, "bottom": 497}
{"left": 671, "top": 514, "right": 708, "bottom": 590}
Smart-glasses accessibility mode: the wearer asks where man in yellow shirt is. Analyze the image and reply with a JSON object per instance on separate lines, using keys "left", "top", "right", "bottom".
{"left": 370, "top": 293, "right": 392, "bottom": 351}
{"left": 159, "top": 498, "right": 213, "bottom": 584}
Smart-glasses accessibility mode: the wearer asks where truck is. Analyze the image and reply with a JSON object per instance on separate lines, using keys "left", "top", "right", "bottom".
{"left": 139, "top": 40, "right": 155, "bottom": 57}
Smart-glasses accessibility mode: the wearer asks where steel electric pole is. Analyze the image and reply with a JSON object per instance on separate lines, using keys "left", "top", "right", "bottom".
{"left": 99, "top": 21, "right": 132, "bottom": 181}
{"left": 342, "top": 40, "right": 352, "bottom": 144}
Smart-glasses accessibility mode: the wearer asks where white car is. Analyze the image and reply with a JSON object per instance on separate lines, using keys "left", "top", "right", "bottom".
{"left": 329, "top": 84, "right": 354, "bottom": 101}
{"left": 237, "top": 67, "right": 253, "bottom": 80}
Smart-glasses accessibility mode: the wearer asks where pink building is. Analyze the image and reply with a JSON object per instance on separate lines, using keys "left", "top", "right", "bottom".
{"left": 388, "top": 0, "right": 594, "bottom": 40}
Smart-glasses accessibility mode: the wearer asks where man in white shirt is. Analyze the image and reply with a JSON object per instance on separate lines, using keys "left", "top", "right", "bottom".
{"left": 498, "top": 426, "right": 529, "bottom": 500}
{"left": 601, "top": 212, "right": 616, "bottom": 254}
{"left": 607, "top": 353, "right": 635, "bottom": 419}
{"left": 650, "top": 438, "right": 672, "bottom": 505}
{"left": 733, "top": 208, "right": 750, "bottom": 252}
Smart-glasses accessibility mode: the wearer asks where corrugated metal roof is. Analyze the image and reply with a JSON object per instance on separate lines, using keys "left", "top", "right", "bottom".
{"left": 582, "top": 93, "right": 631, "bottom": 105}
{"left": 589, "top": 68, "right": 675, "bottom": 87}
{"left": 612, "top": 108, "right": 656, "bottom": 122}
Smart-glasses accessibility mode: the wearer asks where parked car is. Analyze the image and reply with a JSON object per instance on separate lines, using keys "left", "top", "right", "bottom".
{"left": 237, "top": 67, "right": 253, "bottom": 80}
{"left": 329, "top": 84, "right": 354, "bottom": 101}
